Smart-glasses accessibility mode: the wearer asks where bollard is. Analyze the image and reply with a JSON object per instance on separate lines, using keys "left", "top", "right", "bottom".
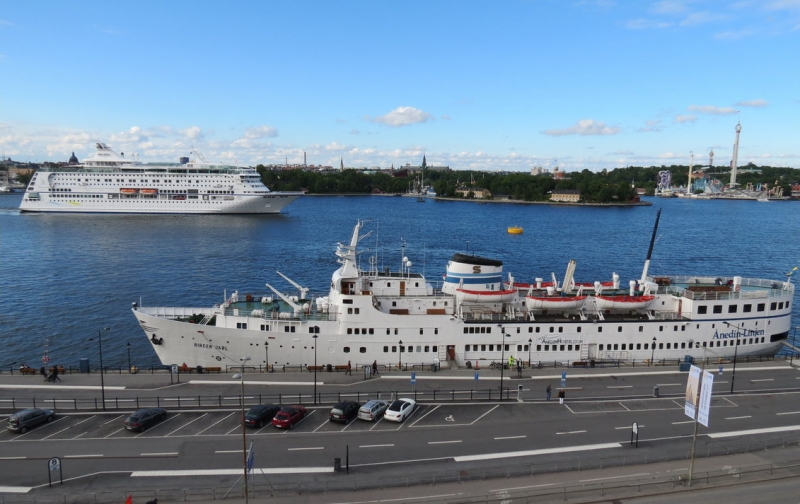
{"left": 653, "top": 386, "right": 659, "bottom": 397}
{"left": 334, "top": 457, "right": 341, "bottom": 472}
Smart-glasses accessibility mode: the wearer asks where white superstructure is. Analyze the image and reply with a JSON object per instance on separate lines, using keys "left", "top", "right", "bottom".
{"left": 20, "top": 143, "right": 302, "bottom": 214}
{"left": 133, "top": 215, "right": 795, "bottom": 371}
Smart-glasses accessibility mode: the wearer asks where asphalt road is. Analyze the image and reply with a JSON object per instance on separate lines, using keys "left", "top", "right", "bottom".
{"left": 1, "top": 360, "right": 799, "bottom": 503}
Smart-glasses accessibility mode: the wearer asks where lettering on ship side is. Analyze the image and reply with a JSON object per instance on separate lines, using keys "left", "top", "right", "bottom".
{"left": 194, "top": 343, "right": 229, "bottom": 351}
{"left": 712, "top": 328, "right": 764, "bottom": 340}
{"left": 538, "top": 336, "right": 584, "bottom": 345}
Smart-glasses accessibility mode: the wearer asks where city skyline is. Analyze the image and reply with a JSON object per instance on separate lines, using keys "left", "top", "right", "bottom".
{"left": 1, "top": 1, "right": 798, "bottom": 172}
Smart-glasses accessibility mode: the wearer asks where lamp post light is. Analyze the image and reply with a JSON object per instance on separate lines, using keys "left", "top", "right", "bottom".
{"left": 498, "top": 324, "right": 508, "bottom": 399}
{"left": 233, "top": 356, "right": 251, "bottom": 504}
{"left": 88, "top": 327, "right": 111, "bottom": 411}
{"left": 126, "top": 342, "right": 132, "bottom": 373}
{"left": 312, "top": 334, "right": 318, "bottom": 404}
{"left": 265, "top": 341, "right": 269, "bottom": 373}
{"left": 398, "top": 340, "right": 403, "bottom": 370}
{"left": 723, "top": 321, "right": 742, "bottom": 394}
{"left": 528, "top": 338, "right": 532, "bottom": 369}
{"left": 650, "top": 337, "right": 657, "bottom": 366}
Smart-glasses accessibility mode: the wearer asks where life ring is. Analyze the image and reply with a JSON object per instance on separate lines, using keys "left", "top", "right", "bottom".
{"left": 734, "top": 284, "right": 740, "bottom": 292}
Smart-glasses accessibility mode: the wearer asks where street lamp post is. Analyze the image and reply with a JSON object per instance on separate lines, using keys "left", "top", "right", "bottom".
{"left": 126, "top": 342, "right": 132, "bottom": 373}
{"left": 88, "top": 327, "right": 110, "bottom": 410}
{"left": 398, "top": 340, "right": 403, "bottom": 370}
{"left": 723, "top": 321, "right": 742, "bottom": 394}
{"left": 498, "top": 325, "right": 507, "bottom": 399}
{"left": 528, "top": 338, "right": 532, "bottom": 369}
{"left": 265, "top": 341, "right": 269, "bottom": 372}
{"left": 650, "top": 337, "right": 657, "bottom": 366}
{"left": 233, "top": 356, "right": 251, "bottom": 504}
{"left": 313, "top": 334, "right": 318, "bottom": 404}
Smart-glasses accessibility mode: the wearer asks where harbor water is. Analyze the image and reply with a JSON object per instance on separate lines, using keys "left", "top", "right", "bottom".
{"left": 1, "top": 192, "right": 798, "bottom": 369}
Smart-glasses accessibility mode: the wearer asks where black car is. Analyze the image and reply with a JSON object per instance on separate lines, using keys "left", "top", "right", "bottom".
{"left": 243, "top": 404, "right": 281, "bottom": 428}
{"left": 7, "top": 408, "right": 55, "bottom": 433}
{"left": 329, "top": 401, "right": 360, "bottom": 424}
{"left": 123, "top": 407, "right": 168, "bottom": 432}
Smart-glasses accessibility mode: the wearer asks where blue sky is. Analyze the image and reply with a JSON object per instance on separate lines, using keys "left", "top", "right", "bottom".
{"left": 1, "top": 1, "right": 798, "bottom": 172}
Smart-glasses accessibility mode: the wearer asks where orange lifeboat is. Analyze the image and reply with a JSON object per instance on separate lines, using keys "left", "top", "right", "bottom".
{"left": 120, "top": 188, "right": 138, "bottom": 194}
{"left": 140, "top": 188, "right": 158, "bottom": 195}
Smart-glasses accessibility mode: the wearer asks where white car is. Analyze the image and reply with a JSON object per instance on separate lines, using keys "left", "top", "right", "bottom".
{"left": 384, "top": 398, "right": 416, "bottom": 423}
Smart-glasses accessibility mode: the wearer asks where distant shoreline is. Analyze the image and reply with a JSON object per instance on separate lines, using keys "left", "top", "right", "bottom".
{"left": 303, "top": 192, "right": 652, "bottom": 207}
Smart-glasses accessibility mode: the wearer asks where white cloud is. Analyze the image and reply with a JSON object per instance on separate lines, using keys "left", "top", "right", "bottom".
{"left": 674, "top": 115, "right": 697, "bottom": 123}
{"left": 542, "top": 119, "right": 622, "bottom": 136}
{"left": 736, "top": 99, "right": 768, "bottom": 107}
{"left": 625, "top": 18, "right": 672, "bottom": 29}
{"left": 637, "top": 119, "right": 662, "bottom": 132}
{"left": 687, "top": 105, "right": 739, "bottom": 114}
{"left": 181, "top": 126, "right": 205, "bottom": 140}
{"left": 369, "top": 106, "right": 433, "bottom": 127}
{"left": 243, "top": 125, "right": 278, "bottom": 139}
{"left": 679, "top": 11, "right": 726, "bottom": 27}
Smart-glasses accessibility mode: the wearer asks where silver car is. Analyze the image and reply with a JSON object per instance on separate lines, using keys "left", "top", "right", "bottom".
{"left": 7, "top": 408, "right": 55, "bottom": 433}
{"left": 358, "top": 400, "right": 389, "bottom": 421}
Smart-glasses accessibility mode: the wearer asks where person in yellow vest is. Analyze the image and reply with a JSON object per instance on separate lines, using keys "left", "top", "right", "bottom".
{"left": 508, "top": 355, "right": 515, "bottom": 369}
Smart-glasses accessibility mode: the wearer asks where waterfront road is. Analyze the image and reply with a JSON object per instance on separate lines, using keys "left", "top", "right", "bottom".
{"left": 1, "top": 360, "right": 799, "bottom": 503}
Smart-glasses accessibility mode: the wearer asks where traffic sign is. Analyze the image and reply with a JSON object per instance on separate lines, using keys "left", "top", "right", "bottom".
{"left": 48, "top": 457, "right": 60, "bottom": 472}
{"left": 474, "top": 372, "right": 479, "bottom": 381}
{"left": 410, "top": 372, "right": 416, "bottom": 385}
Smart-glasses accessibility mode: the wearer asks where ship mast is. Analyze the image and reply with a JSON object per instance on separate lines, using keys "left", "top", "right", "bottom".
{"left": 639, "top": 209, "right": 661, "bottom": 284}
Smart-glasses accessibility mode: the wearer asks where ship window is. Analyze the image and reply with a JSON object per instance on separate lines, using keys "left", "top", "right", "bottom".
{"left": 613, "top": 344, "right": 618, "bottom": 350}
{"left": 394, "top": 328, "right": 398, "bottom": 335}
{"left": 343, "top": 299, "right": 353, "bottom": 304}
{"left": 560, "top": 345, "right": 565, "bottom": 351}
{"left": 392, "top": 302, "right": 397, "bottom": 307}
{"left": 536, "top": 327, "right": 540, "bottom": 333}
{"left": 558, "top": 327, "right": 563, "bottom": 333}
{"left": 621, "top": 344, "right": 626, "bottom": 350}
{"left": 638, "top": 326, "right": 643, "bottom": 332}
{"left": 415, "top": 346, "right": 422, "bottom": 352}
{"left": 425, "top": 346, "right": 430, "bottom": 352}
{"left": 757, "top": 303, "right": 765, "bottom": 311}
{"left": 236, "top": 323, "right": 247, "bottom": 329}
{"left": 360, "top": 347, "right": 367, "bottom": 353}
{"left": 636, "top": 343, "right": 642, "bottom": 350}
{"left": 387, "top": 283, "right": 391, "bottom": 287}
{"left": 536, "top": 345, "right": 542, "bottom": 351}
{"left": 749, "top": 338, "right": 753, "bottom": 344}
{"left": 387, "top": 329, "right": 391, "bottom": 335}
{"left": 383, "top": 346, "right": 388, "bottom": 352}
{"left": 770, "top": 302, "right": 777, "bottom": 310}
{"left": 659, "top": 343, "right": 664, "bottom": 349}
{"left": 290, "top": 327, "right": 295, "bottom": 333}
{"left": 391, "top": 345, "right": 397, "bottom": 352}
{"left": 713, "top": 305, "right": 722, "bottom": 313}
{"left": 575, "top": 344, "right": 580, "bottom": 352}
{"left": 481, "top": 345, "right": 486, "bottom": 351}
{"left": 673, "top": 325, "right": 678, "bottom": 331}
{"left": 369, "top": 328, "right": 374, "bottom": 335}
{"left": 577, "top": 327, "right": 582, "bottom": 333}
{"left": 347, "top": 308, "right": 353, "bottom": 314}
{"left": 618, "top": 326, "right": 622, "bottom": 332}
{"left": 728, "top": 305, "right": 738, "bottom": 313}
{"left": 549, "top": 327, "right": 554, "bottom": 333}
{"left": 343, "top": 347, "right": 350, "bottom": 353}
{"left": 544, "top": 345, "right": 550, "bottom": 351}
{"left": 667, "top": 343, "right": 672, "bottom": 349}
{"left": 659, "top": 326, "right": 664, "bottom": 332}
{"left": 599, "top": 344, "right": 604, "bottom": 351}
{"left": 355, "top": 308, "right": 360, "bottom": 314}
{"left": 598, "top": 327, "right": 602, "bottom": 333}
{"left": 698, "top": 306, "right": 707, "bottom": 314}
{"left": 434, "top": 328, "right": 438, "bottom": 335}
{"left": 528, "top": 327, "right": 533, "bottom": 333}
{"left": 463, "top": 328, "right": 468, "bottom": 334}
{"left": 419, "top": 329, "right": 423, "bottom": 335}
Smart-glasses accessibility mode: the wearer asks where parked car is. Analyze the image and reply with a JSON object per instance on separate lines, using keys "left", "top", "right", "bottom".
{"left": 329, "top": 401, "right": 360, "bottom": 424}
{"left": 6, "top": 408, "right": 55, "bottom": 433}
{"left": 123, "top": 407, "right": 168, "bottom": 432}
{"left": 244, "top": 404, "right": 281, "bottom": 428}
{"left": 358, "top": 400, "right": 389, "bottom": 422}
{"left": 272, "top": 406, "right": 307, "bottom": 429}
{"left": 384, "top": 398, "right": 416, "bottom": 423}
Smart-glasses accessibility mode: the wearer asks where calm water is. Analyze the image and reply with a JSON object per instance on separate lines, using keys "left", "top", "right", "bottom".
{"left": 1, "top": 193, "right": 798, "bottom": 369}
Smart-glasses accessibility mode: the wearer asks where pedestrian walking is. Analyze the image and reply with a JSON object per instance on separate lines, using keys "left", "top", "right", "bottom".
{"left": 347, "top": 360, "right": 352, "bottom": 375}
{"left": 372, "top": 360, "right": 379, "bottom": 375}
{"left": 52, "top": 365, "right": 61, "bottom": 382}
{"left": 546, "top": 384, "right": 552, "bottom": 401}
{"left": 516, "top": 361, "right": 522, "bottom": 378}
{"left": 558, "top": 389, "right": 565, "bottom": 404}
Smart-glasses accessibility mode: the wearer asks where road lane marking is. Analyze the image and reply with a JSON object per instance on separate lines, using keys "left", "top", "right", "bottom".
{"left": 709, "top": 425, "right": 800, "bottom": 438}
{"left": 132, "top": 467, "right": 331, "bottom": 476}
{"left": 167, "top": 412, "right": 206, "bottom": 436}
{"left": 490, "top": 483, "right": 555, "bottom": 492}
{"left": 140, "top": 452, "right": 178, "bottom": 457}
{"left": 581, "top": 472, "right": 651, "bottom": 483}
{"left": 360, "top": 444, "right": 394, "bottom": 448}
{"left": 672, "top": 420, "right": 694, "bottom": 425}
{"left": 557, "top": 430, "right": 586, "bottom": 435}
{"left": 428, "top": 440, "right": 462, "bottom": 445}
{"left": 607, "top": 385, "right": 632, "bottom": 389}
{"left": 63, "top": 454, "right": 103, "bottom": 458}
{"left": 470, "top": 405, "right": 499, "bottom": 425}
{"left": 751, "top": 378, "right": 774, "bottom": 382}
{"left": 197, "top": 411, "right": 236, "bottom": 435}
{"left": 454, "top": 442, "right": 620, "bottom": 462}
{"left": 494, "top": 435, "right": 526, "bottom": 440}
{"left": 288, "top": 447, "right": 324, "bottom": 451}
{"left": 725, "top": 415, "right": 752, "bottom": 420}
{"left": 777, "top": 411, "right": 800, "bottom": 416}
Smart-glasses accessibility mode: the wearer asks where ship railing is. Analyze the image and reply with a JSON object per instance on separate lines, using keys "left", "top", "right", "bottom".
{"left": 224, "top": 306, "right": 338, "bottom": 322}
{"left": 143, "top": 306, "right": 215, "bottom": 319}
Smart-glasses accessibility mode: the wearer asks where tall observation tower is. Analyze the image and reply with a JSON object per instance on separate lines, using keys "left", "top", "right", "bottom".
{"left": 729, "top": 122, "right": 742, "bottom": 188}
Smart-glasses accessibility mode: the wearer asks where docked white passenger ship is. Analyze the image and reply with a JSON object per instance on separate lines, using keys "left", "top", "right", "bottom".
{"left": 19, "top": 143, "right": 302, "bottom": 214}
{"left": 133, "top": 213, "right": 794, "bottom": 370}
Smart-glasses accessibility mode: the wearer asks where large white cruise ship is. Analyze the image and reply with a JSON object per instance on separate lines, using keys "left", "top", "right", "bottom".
{"left": 132, "top": 212, "right": 795, "bottom": 371}
{"left": 19, "top": 143, "right": 302, "bottom": 214}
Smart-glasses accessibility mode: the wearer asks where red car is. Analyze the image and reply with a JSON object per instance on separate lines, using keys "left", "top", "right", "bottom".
{"left": 272, "top": 405, "right": 307, "bottom": 429}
